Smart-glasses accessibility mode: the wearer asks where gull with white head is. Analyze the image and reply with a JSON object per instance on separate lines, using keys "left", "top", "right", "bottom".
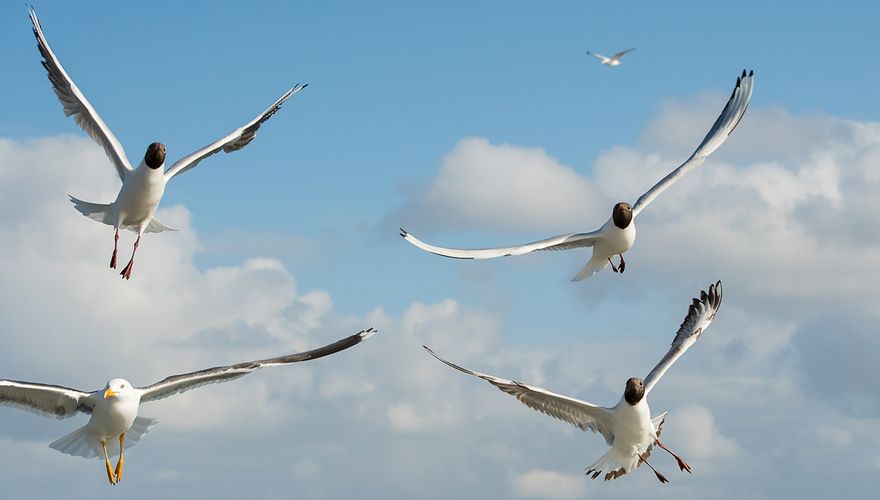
{"left": 586, "top": 47, "right": 636, "bottom": 66}
{"left": 424, "top": 282, "right": 722, "bottom": 482}
{"left": 0, "top": 328, "right": 375, "bottom": 485}
{"left": 401, "top": 71, "right": 753, "bottom": 281}
{"left": 28, "top": 7, "right": 307, "bottom": 279}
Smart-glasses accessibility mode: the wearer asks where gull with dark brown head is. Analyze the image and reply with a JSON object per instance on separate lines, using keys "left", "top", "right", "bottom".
{"left": 28, "top": 7, "right": 307, "bottom": 279}
{"left": 401, "top": 71, "right": 753, "bottom": 281}
{"left": 0, "top": 328, "right": 375, "bottom": 485}
{"left": 424, "top": 282, "right": 722, "bottom": 482}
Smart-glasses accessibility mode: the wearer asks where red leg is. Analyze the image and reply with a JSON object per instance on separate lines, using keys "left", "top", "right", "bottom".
{"left": 110, "top": 229, "right": 119, "bottom": 269}
{"left": 120, "top": 235, "right": 140, "bottom": 280}
{"left": 638, "top": 452, "right": 668, "bottom": 483}
{"left": 618, "top": 254, "right": 626, "bottom": 273}
{"left": 608, "top": 258, "right": 620, "bottom": 273}
{"left": 656, "top": 439, "right": 691, "bottom": 473}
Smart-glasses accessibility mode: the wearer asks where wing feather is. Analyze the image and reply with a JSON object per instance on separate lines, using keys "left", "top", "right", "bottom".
{"left": 632, "top": 70, "right": 754, "bottom": 217}
{"left": 643, "top": 281, "right": 723, "bottom": 395}
{"left": 610, "top": 47, "right": 636, "bottom": 60}
{"left": 163, "top": 84, "right": 308, "bottom": 180}
{"left": 0, "top": 380, "right": 93, "bottom": 419}
{"left": 29, "top": 7, "right": 133, "bottom": 181}
{"left": 423, "top": 346, "right": 615, "bottom": 445}
{"left": 138, "top": 328, "right": 375, "bottom": 403}
{"left": 399, "top": 228, "right": 600, "bottom": 260}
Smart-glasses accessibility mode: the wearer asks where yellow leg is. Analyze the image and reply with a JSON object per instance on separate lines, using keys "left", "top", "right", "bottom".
{"left": 114, "top": 434, "right": 125, "bottom": 482}
{"left": 101, "top": 439, "right": 117, "bottom": 485}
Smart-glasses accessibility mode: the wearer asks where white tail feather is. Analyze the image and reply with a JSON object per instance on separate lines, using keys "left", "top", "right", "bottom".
{"left": 69, "top": 195, "right": 112, "bottom": 226}
{"left": 49, "top": 417, "right": 158, "bottom": 459}
{"left": 571, "top": 255, "right": 608, "bottom": 281}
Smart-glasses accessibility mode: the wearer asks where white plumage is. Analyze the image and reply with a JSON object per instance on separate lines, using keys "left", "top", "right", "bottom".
{"left": 586, "top": 47, "right": 636, "bottom": 66}
{"left": 401, "top": 71, "right": 753, "bottom": 281}
{"left": 424, "top": 282, "right": 722, "bottom": 482}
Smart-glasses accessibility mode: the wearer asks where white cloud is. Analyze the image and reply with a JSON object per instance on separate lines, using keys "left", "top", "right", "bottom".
{"left": 510, "top": 469, "right": 586, "bottom": 499}
{"left": 664, "top": 404, "right": 738, "bottom": 460}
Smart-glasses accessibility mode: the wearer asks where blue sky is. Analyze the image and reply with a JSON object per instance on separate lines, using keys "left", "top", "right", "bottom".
{"left": 1, "top": 1, "right": 879, "bottom": 498}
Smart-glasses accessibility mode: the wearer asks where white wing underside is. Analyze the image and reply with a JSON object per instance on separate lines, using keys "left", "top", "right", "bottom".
{"left": 0, "top": 380, "right": 94, "bottom": 419}
{"left": 29, "top": 7, "right": 133, "bottom": 182}
{"left": 632, "top": 70, "right": 754, "bottom": 217}
{"left": 610, "top": 48, "right": 636, "bottom": 61}
{"left": 643, "top": 281, "right": 723, "bottom": 395}
{"left": 138, "top": 329, "right": 375, "bottom": 403}
{"left": 423, "top": 346, "right": 615, "bottom": 444}
{"left": 163, "top": 84, "right": 308, "bottom": 180}
{"left": 399, "top": 228, "right": 601, "bottom": 260}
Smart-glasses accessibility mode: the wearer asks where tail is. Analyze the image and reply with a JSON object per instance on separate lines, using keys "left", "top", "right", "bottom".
{"left": 69, "top": 195, "right": 113, "bottom": 227}
{"left": 49, "top": 425, "right": 102, "bottom": 458}
{"left": 145, "top": 217, "right": 175, "bottom": 233}
{"left": 49, "top": 417, "right": 158, "bottom": 459}
{"left": 585, "top": 447, "right": 639, "bottom": 481}
{"left": 571, "top": 255, "right": 609, "bottom": 281}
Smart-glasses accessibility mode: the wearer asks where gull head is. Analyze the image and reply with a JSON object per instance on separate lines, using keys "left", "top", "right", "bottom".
{"left": 103, "top": 378, "right": 135, "bottom": 400}
{"left": 612, "top": 202, "right": 633, "bottom": 229}
{"left": 624, "top": 377, "right": 645, "bottom": 405}
{"left": 144, "top": 142, "right": 166, "bottom": 169}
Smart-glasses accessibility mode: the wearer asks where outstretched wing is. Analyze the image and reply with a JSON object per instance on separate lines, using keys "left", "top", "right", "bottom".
{"left": 164, "top": 84, "right": 308, "bottom": 180}
{"left": 632, "top": 70, "right": 754, "bottom": 217}
{"left": 610, "top": 47, "right": 636, "bottom": 61}
{"left": 138, "top": 328, "right": 375, "bottom": 403}
{"left": 586, "top": 51, "right": 609, "bottom": 61}
{"left": 424, "top": 346, "right": 615, "bottom": 445}
{"left": 399, "top": 228, "right": 601, "bottom": 260}
{"left": 643, "top": 281, "right": 723, "bottom": 395}
{"left": 0, "top": 379, "right": 94, "bottom": 419}
{"left": 29, "top": 7, "right": 133, "bottom": 181}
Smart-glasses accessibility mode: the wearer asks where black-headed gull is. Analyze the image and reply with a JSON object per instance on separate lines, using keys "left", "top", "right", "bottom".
{"left": 424, "top": 282, "right": 722, "bottom": 482}
{"left": 586, "top": 48, "right": 636, "bottom": 66}
{"left": 28, "top": 7, "right": 307, "bottom": 280}
{"left": 401, "top": 71, "right": 753, "bottom": 281}
{"left": 0, "top": 328, "right": 375, "bottom": 485}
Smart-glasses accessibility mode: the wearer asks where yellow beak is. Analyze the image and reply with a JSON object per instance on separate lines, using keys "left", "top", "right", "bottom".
{"left": 104, "top": 388, "right": 117, "bottom": 399}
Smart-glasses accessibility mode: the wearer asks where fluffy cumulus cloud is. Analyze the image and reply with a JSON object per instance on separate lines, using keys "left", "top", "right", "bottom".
{"left": 510, "top": 469, "right": 586, "bottom": 499}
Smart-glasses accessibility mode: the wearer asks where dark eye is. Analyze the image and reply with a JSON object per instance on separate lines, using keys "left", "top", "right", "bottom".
{"left": 120, "top": 384, "right": 126, "bottom": 389}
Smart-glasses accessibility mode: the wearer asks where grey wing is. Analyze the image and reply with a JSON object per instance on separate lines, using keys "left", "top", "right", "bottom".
{"left": 0, "top": 379, "right": 94, "bottom": 419}
{"left": 587, "top": 51, "right": 608, "bottom": 61}
{"left": 28, "top": 7, "right": 133, "bottom": 182}
{"left": 424, "top": 346, "right": 615, "bottom": 445}
{"left": 632, "top": 70, "right": 754, "bottom": 217}
{"left": 399, "top": 228, "right": 601, "bottom": 260}
{"left": 643, "top": 281, "right": 723, "bottom": 395}
{"left": 138, "top": 328, "right": 375, "bottom": 403}
{"left": 163, "top": 84, "right": 308, "bottom": 180}
{"left": 611, "top": 47, "right": 636, "bottom": 60}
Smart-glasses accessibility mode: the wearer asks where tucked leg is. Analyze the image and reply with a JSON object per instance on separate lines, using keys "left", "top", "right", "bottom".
{"left": 114, "top": 433, "right": 125, "bottom": 482}
{"left": 120, "top": 234, "right": 140, "bottom": 280}
{"left": 618, "top": 254, "right": 626, "bottom": 273}
{"left": 638, "top": 452, "right": 668, "bottom": 483}
{"left": 608, "top": 258, "right": 620, "bottom": 273}
{"left": 656, "top": 439, "right": 691, "bottom": 473}
{"left": 110, "top": 229, "right": 119, "bottom": 269}
{"left": 101, "top": 439, "right": 117, "bottom": 485}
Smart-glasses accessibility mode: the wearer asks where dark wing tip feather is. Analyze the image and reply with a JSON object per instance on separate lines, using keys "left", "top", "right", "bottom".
{"left": 399, "top": 228, "right": 408, "bottom": 237}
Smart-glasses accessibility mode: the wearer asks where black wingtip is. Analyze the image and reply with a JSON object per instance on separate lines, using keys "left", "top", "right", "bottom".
{"left": 749, "top": 69, "right": 754, "bottom": 77}
{"left": 399, "top": 228, "right": 408, "bottom": 238}
{"left": 741, "top": 69, "right": 747, "bottom": 78}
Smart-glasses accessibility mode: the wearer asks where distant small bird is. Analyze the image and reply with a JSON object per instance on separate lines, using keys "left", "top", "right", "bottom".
{"left": 401, "top": 70, "right": 753, "bottom": 281}
{"left": 0, "top": 328, "right": 375, "bottom": 485}
{"left": 424, "top": 282, "right": 722, "bottom": 483}
{"left": 28, "top": 7, "right": 307, "bottom": 279}
{"left": 586, "top": 48, "right": 636, "bottom": 66}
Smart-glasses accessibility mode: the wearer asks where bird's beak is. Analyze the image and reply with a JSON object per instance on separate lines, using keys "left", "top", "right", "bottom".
{"left": 104, "top": 388, "right": 117, "bottom": 399}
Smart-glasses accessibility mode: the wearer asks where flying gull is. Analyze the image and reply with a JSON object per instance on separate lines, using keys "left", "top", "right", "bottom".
{"left": 424, "top": 282, "right": 722, "bottom": 482}
{"left": 0, "top": 328, "right": 375, "bottom": 485}
{"left": 28, "top": 7, "right": 307, "bottom": 279}
{"left": 586, "top": 48, "right": 636, "bottom": 66}
{"left": 401, "top": 71, "right": 753, "bottom": 281}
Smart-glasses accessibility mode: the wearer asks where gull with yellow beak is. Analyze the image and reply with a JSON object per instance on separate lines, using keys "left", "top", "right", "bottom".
{"left": 0, "top": 328, "right": 375, "bottom": 485}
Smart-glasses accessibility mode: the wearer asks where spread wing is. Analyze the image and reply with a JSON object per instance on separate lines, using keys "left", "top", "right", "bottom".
{"left": 163, "top": 84, "right": 308, "bottom": 180}
{"left": 0, "top": 379, "right": 94, "bottom": 419}
{"left": 399, "top": 228, "right": 601, "bottom": 260}
{"left": 632, "top": 70, "right": 754, "bottom": 217}
{"left": 643, "top": 281, "right": 723, "bottom": 395}
{"left": 586, "top": 51, "right": 609, "bottom": 61}
{"left": 138, "top": 328, "right": 375, "bottom": 403}
{"left": 610, "top": 47, "right": 636, "bottom": 61}
{"left": 424, "top": 346, "right": 615, "bottom": 445}
{"left": 29, "top": 7, "right": 133, "bottom": 181}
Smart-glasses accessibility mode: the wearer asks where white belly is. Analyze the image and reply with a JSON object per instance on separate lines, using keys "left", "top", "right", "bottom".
{"left": 594, "top": 220, "right": 636, "bottom": 258}
{"left": 114, "top": 167, "right": 166, "bottom": 228}
{"left": 611, "top": 400, "right": 654, "bottom": 454}
{"left": 87, "top": 400, "right": 139, "bottom": 439}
